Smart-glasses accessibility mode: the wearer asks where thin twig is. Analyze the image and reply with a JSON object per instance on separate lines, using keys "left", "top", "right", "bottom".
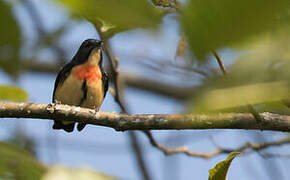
{"left": 212, "top": 50, "right": 227, "bottom": 75}
{"left": 145, "top": 131, "right": 290, "bottom": 159}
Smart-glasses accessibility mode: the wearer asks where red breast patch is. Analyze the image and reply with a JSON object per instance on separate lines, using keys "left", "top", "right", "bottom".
{"left": 73, "top": 65, "right": 101, "bottom": 83}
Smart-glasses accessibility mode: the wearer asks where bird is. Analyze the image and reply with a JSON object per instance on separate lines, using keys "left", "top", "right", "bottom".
{"left": 52, "top": 39, "right": 108, "bottom": 132}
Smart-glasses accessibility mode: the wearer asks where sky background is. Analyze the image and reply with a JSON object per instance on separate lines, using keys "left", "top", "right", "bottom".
{"left": 1, "top": 0, "right": 290, "bottom": 179}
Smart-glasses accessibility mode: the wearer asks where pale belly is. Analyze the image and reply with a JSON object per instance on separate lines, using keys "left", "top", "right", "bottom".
{"left": 82, "top": 80, "right": 104, "bottom": 110}
{"left": 54, "top": 74, "right": 104, "bottom": 110}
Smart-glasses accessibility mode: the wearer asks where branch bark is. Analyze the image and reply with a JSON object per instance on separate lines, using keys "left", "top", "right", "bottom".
{"left": 1, "top": 102, "right": 290, "bottom": 132}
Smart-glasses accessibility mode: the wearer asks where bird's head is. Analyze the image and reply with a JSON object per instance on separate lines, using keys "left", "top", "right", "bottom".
{"left": 72, "top": 39, "right": 103, "bottom": 65}
{"left": 80, "top": 39, "right": 102, "bottom": 50}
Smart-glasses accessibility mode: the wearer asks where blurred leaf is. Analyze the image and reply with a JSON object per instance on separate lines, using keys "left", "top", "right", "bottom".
{"left": 0, "top": 142, "right": 46, "bottom": 180}
{"left": 208, "top": 152, "right": 241, "bottom": 180}
{"left": 56, "top": 0, "right": 164, "bottom": 38}
{"left": 189, "top": 31, "right": 290, "bottom": 113}
{"left": 42, "top": 166, "right": 118, "bottom": 180}
{"left": 181, "top": 0, "right": 290, "bottom": 60}
{"left": 0, "top": 85, "right": 28, "bottom": 101}
{"left": 194, "top": 81, "right": 289, "bottom": 113}
{"left": 0, "top": 1, "right": 21, "bottom": 76}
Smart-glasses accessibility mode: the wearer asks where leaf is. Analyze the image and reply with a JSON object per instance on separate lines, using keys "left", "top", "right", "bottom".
{"left": 0, "top": 86, "right": 28, "bottom": 101}
{"left": 194, "top": 81, "right": 289, "bottom": 113}
{"left": 208, "top": 152, "right": 241, "bottom": 180}
{"left": 55, "top": 0, "right": 164, "bottom": 38}
{"left": 189, "top": 31, "right": 290, "bottom": 113}
{"left": 0, "top": 1, "right": 21, "bottom": 76}
{"left": 41, "top": 166, "right": 118, "bottom": 180}
{"left": 0, "top": 142, "right": 46, "bottom": 180}
{"left": 181, "top": 0, "right": 290, "bottom": 60}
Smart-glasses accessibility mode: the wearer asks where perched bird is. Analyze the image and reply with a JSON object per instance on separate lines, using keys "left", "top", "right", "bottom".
{"left": 52, "top": 39, "right": 108, "bottom": 132}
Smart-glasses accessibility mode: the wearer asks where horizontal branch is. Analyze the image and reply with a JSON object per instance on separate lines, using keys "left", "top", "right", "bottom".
{"left": 1, "top": 102, "right": 290, "bottom": 132}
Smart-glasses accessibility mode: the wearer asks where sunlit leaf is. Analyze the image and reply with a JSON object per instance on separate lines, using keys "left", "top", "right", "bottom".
{"left": 0, "top": 142, "right": 46, "bottom": 180}
{"left": 55, "top": 0, "right": 164, "bottom": 38}
{"left": 42, "top": 166, "right": 118, "bottom": 180}
{"left": 208, "top": 152, "right": 241, "bottom": 180}
{"left": 181, "top": 0, "right": 290, "bottom": 60}
{"left": 0, "top": 1, "right": 21, "bottom": 76}
{"left": 0, "top": 86, "right": 28, "bottom": 101}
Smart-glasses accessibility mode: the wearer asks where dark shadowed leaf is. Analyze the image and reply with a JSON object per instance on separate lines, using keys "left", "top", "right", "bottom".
{"left": 208, "top": 152, "right": 241, "bottom": 180}
{"left": 181, "top": 0, "right": 290, "bottom": 60}
{"left": 56, "top": 0, "right": 164, "bottom": 38}
{"left": 0, "top": 142, "right": 46, "bottom": 180}
{"left": 0, "top": 1, "right": 21, "bottom": 76}
{"left": 0, "top": 86, "right": 28, "bottom": 101}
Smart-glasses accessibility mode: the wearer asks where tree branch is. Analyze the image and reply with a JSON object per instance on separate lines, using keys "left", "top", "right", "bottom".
{"left": 212, "top": 50, "right": 227, "bottom": 75}
{"left": 2, "top": 102, "right": 290, "bottom": 159}
{"left": 1, "top": 102, "right": 290, "bottom": 132}
{"left": 144, "top": 136, "right": 290, "bottom": 159}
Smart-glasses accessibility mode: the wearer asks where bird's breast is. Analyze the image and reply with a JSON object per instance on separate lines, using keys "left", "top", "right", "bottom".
{"left": 72, "top": 65, "right": 101, "bottom": 83}
{"left": 54, "top": 64, "right": 104, "bottom": 109}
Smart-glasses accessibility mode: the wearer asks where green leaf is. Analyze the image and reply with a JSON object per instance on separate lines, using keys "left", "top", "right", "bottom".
{"left": 0, "top": 142, "right": 46, "bottom": 180}
{"left": 181, "top": 0, "right": 290, "bottom": 60}
{"left": 208, "top": 152, "right": 241, "bottom": 180}
{"left": 189, "top": 31, "right": 290, "bottom": 113}
{"left": 194, "top": 81, "right": 289, "bottom": 113}
{"left": 0, "top": 86, "right": 28, "bottom": 101}
{"left": 42, "top": 166, "right": 118, "bottom": 180}
{"left": 0, "top": 1, "right": 21, "bottom": 76}
{"left": 55, "top": 0, "right": 164, "bottom": 38}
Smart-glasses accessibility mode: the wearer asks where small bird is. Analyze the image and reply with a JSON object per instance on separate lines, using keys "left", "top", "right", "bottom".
{"left": 52, "top": 39, "right": 108, "bottom": 132}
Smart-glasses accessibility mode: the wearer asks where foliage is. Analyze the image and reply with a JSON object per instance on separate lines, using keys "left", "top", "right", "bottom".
{"left": 55, "top": 0, "right": 164, "bottom": 38}
{"left": 208, "top": 152, "right": 241, "bottom": 180}
{"left": 0, "top": 141, "right": 118, "bottom": 180}
{"left": 0, "top": 0, "right": 21, "bottom": 76}
{"left": 191, "top": 31, "right": 290, "bottom": 113}
{"left": 181, "top": 0, "right": 290, "bottom": 60}
{"left": 0, "top": 85, "right": 28, "bottom": 101}
{"left": 0, "top": 142, "right": 46, "bottom": 180}
{"left": 193, "top": 82, "right": 290, "bottom": 113}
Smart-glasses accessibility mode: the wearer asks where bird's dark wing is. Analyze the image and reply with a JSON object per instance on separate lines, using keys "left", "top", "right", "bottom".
{"left": 102, "top": 70, "right": 109, "bottom": 98}
{"left": 52, "top": 62, "right": 75, "bottom": 102}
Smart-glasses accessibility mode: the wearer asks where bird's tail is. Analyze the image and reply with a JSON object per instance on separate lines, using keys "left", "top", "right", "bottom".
{"left": 77, "top": 123, "right": 86, "bottom": 131}
{"left": 53, "top": 121, "right": 87, "bottom": 132}
{"left": 53, "top": 120, "right": 75, "bottom": 133}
